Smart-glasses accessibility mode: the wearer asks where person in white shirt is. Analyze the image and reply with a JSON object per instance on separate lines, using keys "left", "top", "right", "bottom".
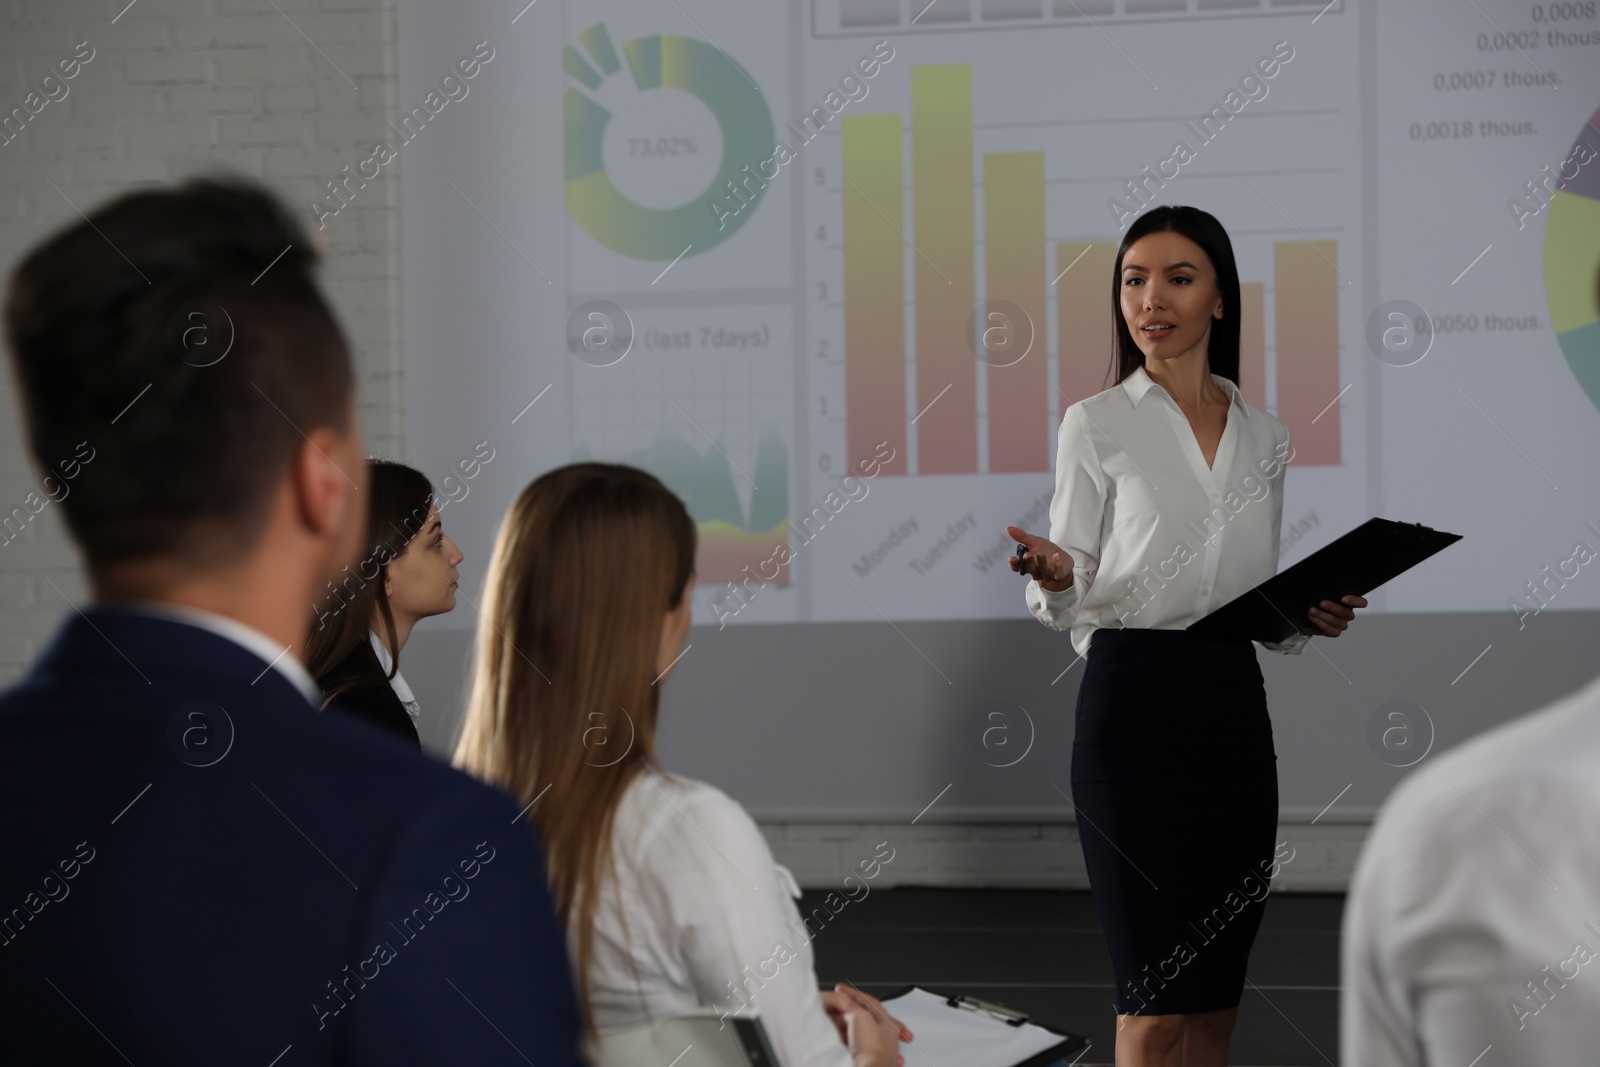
{"left": 1342, "top": 672, "right": 1600, "bottom": 1066}
{"left": 1007, "top": 205, "right": 1365, "bottom": 1067}
{"left": 454, "top": 462, "right": 911, "bottom": 1067}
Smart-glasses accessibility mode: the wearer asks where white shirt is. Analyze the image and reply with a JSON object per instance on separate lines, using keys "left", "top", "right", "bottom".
{"left": 1024, "top": 367, "right": 1309, "bottom": 658}
{"left": 1341, "top": 672, "right": 1600, "bottom": 1066}
{"left": 576, "top": 767, "right": 852, "bottom": 1067}
{"left": 117, "top": 600, "right": 320, "bottom": 705}
{"left": 367, "top": 629, "right": 421, "bottom": 725}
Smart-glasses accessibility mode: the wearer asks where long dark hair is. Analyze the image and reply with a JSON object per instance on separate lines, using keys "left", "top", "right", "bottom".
{"left": 1112, "top": 205, "right": 1242, "bottom": 387}
{"left": 306, "top": 458, "right": 437, "bottom": 707}
{"left": 454, "top": 462, "right": 697, "bottom": 1036}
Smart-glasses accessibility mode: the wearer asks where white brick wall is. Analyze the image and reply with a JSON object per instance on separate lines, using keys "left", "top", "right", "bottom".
{"left": 0, "top": 0, "right": 402, "bottom": 686}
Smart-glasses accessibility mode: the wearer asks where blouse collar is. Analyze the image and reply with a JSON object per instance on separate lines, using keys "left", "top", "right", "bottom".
{"left": 1121, "top": 365, "right": 1246, "bottom": 412}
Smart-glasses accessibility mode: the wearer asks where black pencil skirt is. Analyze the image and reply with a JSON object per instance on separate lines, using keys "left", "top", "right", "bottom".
{"left": 1070, "top": 626, "right": 1279, "bottom": 1016}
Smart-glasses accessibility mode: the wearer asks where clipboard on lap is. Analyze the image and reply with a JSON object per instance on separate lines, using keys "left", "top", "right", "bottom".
{"left": 877, "top": 985, "right": 1090, "bottom": 1067}
{"left": 1186, "top": 517, "right": 1462, "bottom": 643}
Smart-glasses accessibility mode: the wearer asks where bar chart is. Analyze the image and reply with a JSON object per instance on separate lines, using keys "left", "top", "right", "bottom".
{"left": 839, "top": 61, "right": 1346, "bottom": 477}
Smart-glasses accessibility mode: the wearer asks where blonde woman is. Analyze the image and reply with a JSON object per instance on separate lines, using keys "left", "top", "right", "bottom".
{"left": 455, "top": 463, "right": 909, "bottom": 1067}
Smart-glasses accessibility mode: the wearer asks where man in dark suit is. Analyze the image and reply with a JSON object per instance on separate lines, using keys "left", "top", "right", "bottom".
{"left": 0, "top": 179, "right": 585, "bottom": 1065}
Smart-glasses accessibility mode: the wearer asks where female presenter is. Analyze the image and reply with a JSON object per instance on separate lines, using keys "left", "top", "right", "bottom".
{"left": 1006, "top": 205, "right": 1364, "bottom": 1067}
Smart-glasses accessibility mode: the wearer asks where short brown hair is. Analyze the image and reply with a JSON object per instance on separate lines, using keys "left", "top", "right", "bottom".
{"left": 3, "top": 175, "right": 354, "bottom": 569}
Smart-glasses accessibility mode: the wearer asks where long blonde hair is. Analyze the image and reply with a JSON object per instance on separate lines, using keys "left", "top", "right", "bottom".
{"left": 453, "top": 462, "right": 697, "bottom": 1034}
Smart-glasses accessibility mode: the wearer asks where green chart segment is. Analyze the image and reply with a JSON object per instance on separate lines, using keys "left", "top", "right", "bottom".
{"left": 1543, "top": 104, "right": 1600, "bottom": 412}
{"left": 564, "top": 25, "right": 775, "bottom": 260}
{"left": 572, "top": 425, "right": 789, "bottom": 584}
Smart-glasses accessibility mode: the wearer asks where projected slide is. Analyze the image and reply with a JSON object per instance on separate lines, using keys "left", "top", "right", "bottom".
{"left": 1371, "top": 2, "right": 1600, "bottom": 613}
{"left": 399, "top": 0, "right": 1600, "bottom": 625}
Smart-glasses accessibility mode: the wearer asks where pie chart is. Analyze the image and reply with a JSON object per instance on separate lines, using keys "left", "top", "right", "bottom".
{"left": 563, "top": 23, "right": 774, "bottom": 261}
{"left": 1544, "top": 104, "right": 1600, "bottom": 411}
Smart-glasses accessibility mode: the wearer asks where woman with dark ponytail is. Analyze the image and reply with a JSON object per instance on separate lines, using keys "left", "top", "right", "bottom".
{"left": 1008, "top": 206, "right": 1364, "bottom": 1066}
{"left": 306, "top": 459, "right": 462, "bottom": 748}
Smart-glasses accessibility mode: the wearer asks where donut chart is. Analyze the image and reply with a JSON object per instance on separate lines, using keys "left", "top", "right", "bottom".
{"left": 563, "top": 24, "right": 774, "bottom": 261}
{"left": 1543, "top": 104, "right": 1600, "bottom": 412}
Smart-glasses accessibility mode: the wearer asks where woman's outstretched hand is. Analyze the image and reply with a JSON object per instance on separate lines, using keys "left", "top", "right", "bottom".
{"left": 1006, "top": 525, "right": 1074, "bottom": 592}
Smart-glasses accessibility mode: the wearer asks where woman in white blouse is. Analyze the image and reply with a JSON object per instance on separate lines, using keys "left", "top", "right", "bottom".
{"left": 1007, "top": 206, "right": 1364, "bottom": 1067}
{"left": 454, "top": 462, "right": 910, "bottom": 1067}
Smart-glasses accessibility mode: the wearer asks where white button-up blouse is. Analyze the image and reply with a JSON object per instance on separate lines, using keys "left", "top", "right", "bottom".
{"left": 1024, "top": 366, "right": 1310, "bottom": 659}
{"left": 574, "top": 768, "right": 855, "bottom": 1067}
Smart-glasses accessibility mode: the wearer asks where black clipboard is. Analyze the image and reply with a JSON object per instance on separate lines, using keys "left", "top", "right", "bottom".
{"left": 877, "top": 984, "right": 1090, "bottom": 1067}
{"left": 1186, "top": 518, "right": 1461, "bottom": 643}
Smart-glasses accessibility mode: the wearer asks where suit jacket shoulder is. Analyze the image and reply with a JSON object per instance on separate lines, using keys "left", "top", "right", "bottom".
{"left": 0, "top": 609, "right": 582, "bottom": 1066}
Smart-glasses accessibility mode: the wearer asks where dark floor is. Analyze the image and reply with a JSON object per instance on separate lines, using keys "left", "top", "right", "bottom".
{"left": 801, "top": 887, "right": 1342, "bottom": 1067}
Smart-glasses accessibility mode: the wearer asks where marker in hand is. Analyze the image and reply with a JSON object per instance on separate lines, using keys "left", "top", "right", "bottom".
{"left": 1015, "top": 543, "right": 1028, "bottom": 578}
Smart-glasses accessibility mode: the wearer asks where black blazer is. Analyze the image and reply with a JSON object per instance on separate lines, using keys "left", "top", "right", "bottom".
{"left": 0, "top": 608, "right": 584, "bottom": 1066}
{"left": 320, "top": 641, "right": 422, "bottom": 748}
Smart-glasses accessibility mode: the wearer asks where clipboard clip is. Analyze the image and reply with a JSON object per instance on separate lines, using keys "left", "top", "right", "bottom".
{"left": 944, "top": 993, "right": 1030, "bottom": 1027}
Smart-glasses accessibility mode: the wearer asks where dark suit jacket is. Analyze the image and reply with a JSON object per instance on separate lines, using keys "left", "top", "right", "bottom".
{"left": 0, "top": 608, "right": 584, "bottom": 1066}
{"left": 320, "top": 643, "right": 422, "bottom": 748}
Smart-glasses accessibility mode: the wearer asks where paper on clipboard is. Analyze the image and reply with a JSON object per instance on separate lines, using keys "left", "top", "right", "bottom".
{"left": 878, "top": 987, "right": 1088, "bottom": 1067}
